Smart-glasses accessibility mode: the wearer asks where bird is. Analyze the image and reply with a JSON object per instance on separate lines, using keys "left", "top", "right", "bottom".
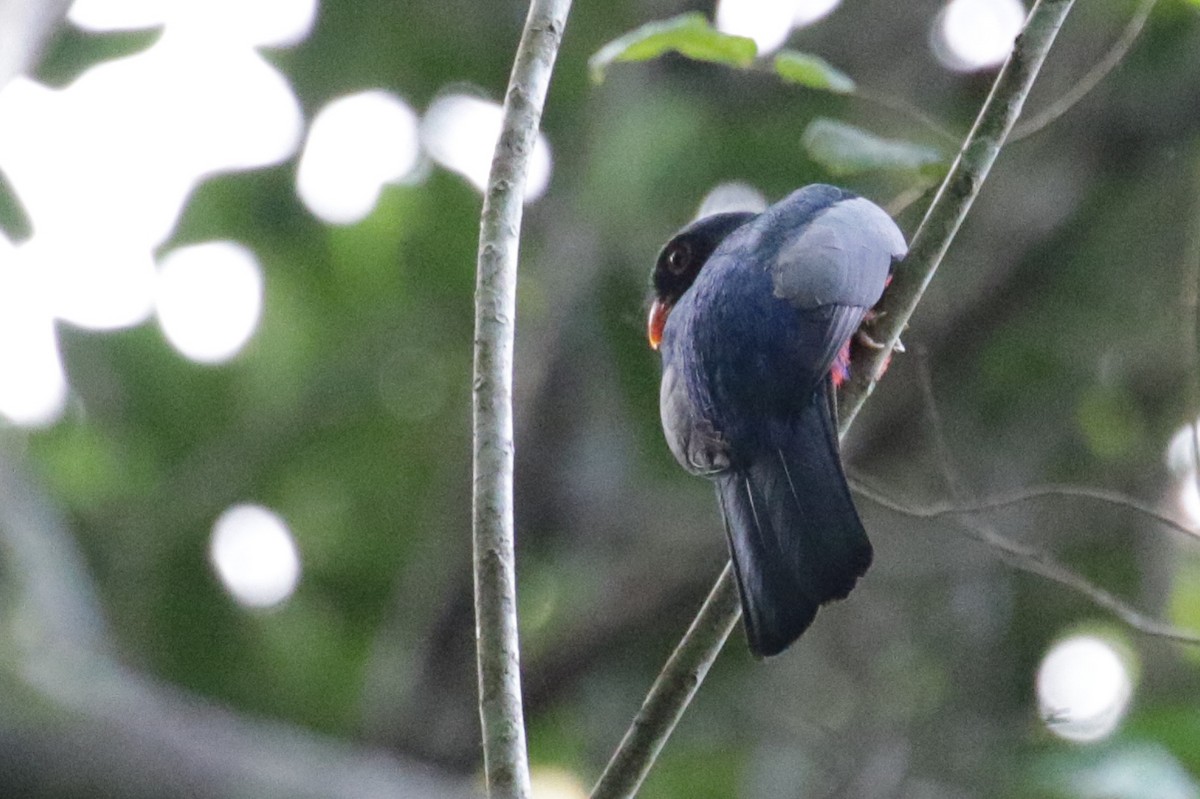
{"left": 648, "top": 184, "right": 907, "bottom": 657}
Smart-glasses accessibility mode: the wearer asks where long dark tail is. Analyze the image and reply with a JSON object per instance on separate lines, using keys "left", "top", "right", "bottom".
{"left": 715, "top": 381, "right": 872, "bottom": 657}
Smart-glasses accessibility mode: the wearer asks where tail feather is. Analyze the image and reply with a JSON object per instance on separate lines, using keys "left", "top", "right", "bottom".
{"left": 716, "top": 381, "right": 872, "bottom": 657}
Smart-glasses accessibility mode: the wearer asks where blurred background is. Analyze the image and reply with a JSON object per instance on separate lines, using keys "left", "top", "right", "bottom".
{"left": 1, "top": 0, "right": 1199, "bottom": 796}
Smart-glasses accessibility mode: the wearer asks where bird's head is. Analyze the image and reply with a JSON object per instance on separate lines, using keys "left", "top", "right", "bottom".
{"left": 648, "top": 211, "right": 755, "bottom": 350}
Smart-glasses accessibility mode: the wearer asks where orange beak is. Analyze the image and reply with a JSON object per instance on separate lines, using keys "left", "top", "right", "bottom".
{"left": 647, "top": 299, "right": 671, "bottom": 351}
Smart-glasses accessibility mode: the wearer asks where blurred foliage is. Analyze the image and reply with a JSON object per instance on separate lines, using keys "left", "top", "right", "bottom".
{"left": 772, "top": 50, "right": 856, "bottom": 93}
{"left": 588, "top": 12, "right": 757, "bottom": 83}
{"left": 3, "top": 0, "right": 1200, "bottom": 797}
{"left": 801, "top": 117, "right": 947, "bottom": 178}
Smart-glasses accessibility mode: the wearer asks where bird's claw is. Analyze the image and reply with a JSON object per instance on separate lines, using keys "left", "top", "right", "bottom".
{"left": 854, "top": 329, "right": 905, "bottom": 353}
{"left": 855, "top": 330, "right": 885, "bottom": 350}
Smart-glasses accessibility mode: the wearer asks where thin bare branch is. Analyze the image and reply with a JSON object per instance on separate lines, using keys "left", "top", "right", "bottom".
{"left": 473, "top": 1, "right": 572, "bottom": 797}
{"left": 930, "top": 483, "right": 1195, "bottom": 542}
{"left": 873, "top": 345, "right": 1199, "bottom": 645}
{"left": 849, "top": 476, "right": 1196, "bottom": 541}
{"left": 851, "top": 479, "right": 1200, "bottom": 646}
{"left": 853, "top": 87, "right": 962, "bottom": 146}
{"left": 1010, "top": 0, "right": 1158, "bottom": 142}
{"left": 914, "top": 345, "right": 965, "bottom": 498}
{"left": 884, "top": 181, "right": 938, "bottom": 219}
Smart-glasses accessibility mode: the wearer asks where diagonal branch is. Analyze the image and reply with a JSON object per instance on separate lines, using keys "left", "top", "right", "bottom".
{"left": 589, "top": 563, "right": 742, "bottom": 799}
{"left": 839, "top": 0, "right": 1077, "bottom": 430}
{"left": 472, "top": 2, "right": 572, "bottom": 798}
{"left": 591, "top": 2, "right": 1077, "bottom": 797}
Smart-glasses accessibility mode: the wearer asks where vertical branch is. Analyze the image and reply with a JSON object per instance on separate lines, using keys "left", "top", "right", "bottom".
{"left": 472, "top": 2, "right": 572, "bottom": 798}
{"left": 591, "top": 1, "right": 1077, "bottom": 795}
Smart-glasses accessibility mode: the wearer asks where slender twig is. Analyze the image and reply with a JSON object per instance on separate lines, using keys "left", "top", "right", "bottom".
{"left": 854, "top": 86, "right": 962, "bottom": 146}
{"left": 902, "top": 347, "right": 1198, "bottom": 644}
{"left": 839, "top": 0, "right": 1077, "bottom": 430}
{"left": 1010, "top": 0, "right": 1158, "bottom": 142}
{"left": 865, "top": 480, "right": 1198, "bottom": 543}
{"left": 914, "top": 346, "right": 965, "bottom": 498}
{"left": 472, "top": 2, "right": 572, "bottom": 798}
{"left": 884, "top": 180, "right": 938, "bottom": 219}
{"left": 590, "top": 564, "right": 743, "bottom": 799}
{"left": 748, "top": 60, "right": 960, "bottom": 145}
{"left": 591, "top": 2, "right": 1077, "bottom": 796}
{"left": 851, "top": 479, "right": 1200, "bottom": 646}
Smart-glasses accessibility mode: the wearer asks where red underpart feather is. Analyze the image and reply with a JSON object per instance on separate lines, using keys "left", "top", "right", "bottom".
{"left": 831, "top": 342, "right": 851, "bottom": 388}
{"left": 832, "top": 276, "right": 894, "bottom": 390}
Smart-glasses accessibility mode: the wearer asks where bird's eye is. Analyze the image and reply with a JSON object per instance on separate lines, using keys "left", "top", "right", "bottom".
{"left": 666, "top": 243, "right": 690, "bottom": 275}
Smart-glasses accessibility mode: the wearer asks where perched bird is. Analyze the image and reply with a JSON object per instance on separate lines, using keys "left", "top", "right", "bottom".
{"left": 648, "top": 184, "right": 906, "bottom": 657}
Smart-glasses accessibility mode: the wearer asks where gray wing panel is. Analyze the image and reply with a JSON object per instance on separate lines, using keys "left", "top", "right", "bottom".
{"left": 770, "top": 197, "right": 907, "bottom": 311}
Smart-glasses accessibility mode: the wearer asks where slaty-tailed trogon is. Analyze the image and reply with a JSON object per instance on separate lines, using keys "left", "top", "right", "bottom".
{"left": 648, "top": 184, "right": 906, "bottom": 657}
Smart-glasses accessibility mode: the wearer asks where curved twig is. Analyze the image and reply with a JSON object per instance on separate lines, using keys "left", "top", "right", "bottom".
{"left": 895, "top": 482, "right": 1196, "bottom": 542}
{"left": 851, "top": 478, "right": 1200, "bottom": 646}
{"left": 472, "top": 2, "right": 572, "bottom": 797}
{"left": 853, "top": 86, "right": 962, "bottom": 146}
{"left": 1010, "top": 0, "right": 1158, "bottom": 142}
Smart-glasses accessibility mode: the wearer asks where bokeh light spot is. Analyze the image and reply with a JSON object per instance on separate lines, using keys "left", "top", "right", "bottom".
{"left": 716, "top": 0, "right": 793, "bottom": 54}
{"left": 420, "top": 93, "right": 552, "bottom": 202}
{"left": 1164, "top": 422, "right": 1200, "bottom": 526}
{"left": 68, "top": 0, "right": 167, "bottom": 31}
{"left": 530, "top": 767, "right": 588, "bottom": 799}
{"left": 1180, "top": 479, "right": 1200, "bottom": 527}
{"left": 1036, "top": 634, "right": 1132, "bottom": 743}
{"left": 0, "top": 33, "right": 303, "bottom": 250}
{"left": 19, "top": 234, "right": 156, "bottom": 331}
{"left": 695, "top": 181, "right": 768, "bottom": 219}
{"left": 794, "top": 0, "right": 841, "bottom": 27}
{"left": 182, "top": 0, "right": 319, "bottom": 47}
{"left": 69, "top": 0, "right": 319, "bottom": 47}
{"left": 210, "top": 504, "right": 301, "bottom": 609}
{"left": 0, "top": 245, "right": 68, "bottom": 427}
{"left": 297, "top": 91, "right": 421, "bottom": 225}
{"left": 1165, "top": 422, "right": 1199, "bottom": 477}
{"left": 931, "top": 0, "right": 1026, "bottom": 72}
{"left": 155, "top": 242, "right": 264, "bottom": 364}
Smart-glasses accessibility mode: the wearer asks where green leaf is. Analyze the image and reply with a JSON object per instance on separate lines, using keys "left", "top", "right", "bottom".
{"left": 589, "top": 13, "right": 757, "bottom": 84}
{"left": 801, "top": 118, "right": 947, "bottom": 177}
{"left": 773, "top": 50, "right": 855, "bottom": 93}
